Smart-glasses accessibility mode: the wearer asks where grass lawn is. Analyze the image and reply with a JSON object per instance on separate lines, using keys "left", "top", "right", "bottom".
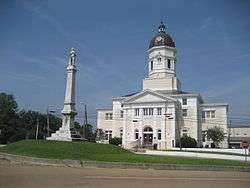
{"left": 0, "top": 140, "right": 250, "bottom": 167}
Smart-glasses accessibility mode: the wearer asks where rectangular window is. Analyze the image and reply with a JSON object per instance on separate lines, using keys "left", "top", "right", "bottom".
{"left": 134, "top": 108, "right": 140, "bottom": 116}
{"left": 157, "top": 108, "right": 162, "bottom": 115}
{"left": 202, "top": 111, "right": 206, "bottom": 123}
{"left": 182, "top": 109, "right": 187, "bottom": 117}
{"left": 109, "top": 130, "right": 112, "bottom": 139}
{"left": 105, "top": 132, "right": 109, "bottom": 140}
{"left": 151, "top": 61, "right": 153, "bottom": 71}
{"left": 143, "top": 108, "right": 153, "bottom": 115}
{"left": 202, "top": 111, "right": 205, "bottom": 118}
{"left": 202, "top": 131, "right": 206, "bottom": 142}
{"left": 120, "top": 110, "right": 124, "bottom": 118}
{"left": 149, "top": 108, "right": 154, "bottom": 115}
{"left": 206, "top": 111, "right": 210, "bottom": 118}
{"left": 205, "top": 111, "right": 216, "bottom": 118}
{"left": 105, "top": 113, "right": 113, "bottom": 120}
{"left": 120, "top": 129, "right": 123, "bottom": 138}
{"left": 167, "top": 59, "right": 171, "bottom": 69}
{"left": 143, "top": 108, "right": 149, "bottom": 115}
{"left": 105, "top": 130, "right": 112, "bottom": 140}
{"left": 135, "top": 132, "right": 139, "bottom": 140}
{"left": 182, "top": 98, "right": 187, "bottom": 105}
{"left": 211, "top": 111, "right": 215, "bottom": 118}
{"left": 158, "top": 131, "right": 161, "bottom": 140}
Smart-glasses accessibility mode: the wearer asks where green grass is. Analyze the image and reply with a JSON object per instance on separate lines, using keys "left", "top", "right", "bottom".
{"left": 0, "top": 140, "right": 249, "bottom": 167}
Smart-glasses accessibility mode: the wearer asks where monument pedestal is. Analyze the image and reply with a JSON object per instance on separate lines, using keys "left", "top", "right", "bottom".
{"left": 47, "top": 126, "right": 72, "bottom": 141}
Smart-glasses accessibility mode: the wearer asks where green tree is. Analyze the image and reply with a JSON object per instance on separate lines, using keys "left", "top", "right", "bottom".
{"left": 0, "top": 92, "right": 63, "bottom": 143}
{"left": 0, "top": 93, "right": 18, "bottom": 144}
{"left": 17, "top": 110, "right": 61, "bottom": 140}
{"left": 206, "top": 126, "right": 225, "bottom": 148}
{"left": 180, "top": 135, "right": 197, "bottom": 148}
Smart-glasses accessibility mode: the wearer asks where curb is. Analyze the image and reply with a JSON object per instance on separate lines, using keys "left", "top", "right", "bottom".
{"left": 0, "top": 152, "right": 250, "bottom": 172}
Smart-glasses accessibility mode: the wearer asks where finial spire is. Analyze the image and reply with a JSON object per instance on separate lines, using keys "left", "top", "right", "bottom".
{"left": 158, "top": 21, "right": 166, "bottom": 33}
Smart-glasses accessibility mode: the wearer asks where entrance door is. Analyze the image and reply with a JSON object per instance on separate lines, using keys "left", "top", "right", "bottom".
{"left": 143, "top": 133, "right": 153, "bottom": 146}
{"left": 143, "top": 127, "right": 153, "bottom": 146}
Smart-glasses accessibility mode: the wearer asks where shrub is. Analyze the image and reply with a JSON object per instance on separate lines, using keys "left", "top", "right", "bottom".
{"left": 109, "top": 137, "right": 122, "bottom": 146}
{"left": 180, "top": 135, "right": 197, "bottom": 148}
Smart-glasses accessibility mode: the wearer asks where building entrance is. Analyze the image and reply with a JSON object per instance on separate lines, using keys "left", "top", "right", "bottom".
{"left": 143, "top": 127, "right": 153, "bottom": 146}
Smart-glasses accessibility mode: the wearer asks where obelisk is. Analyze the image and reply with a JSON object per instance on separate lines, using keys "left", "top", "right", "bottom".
{"left": 47, "top": 48, "right": 77, "bottom": 141}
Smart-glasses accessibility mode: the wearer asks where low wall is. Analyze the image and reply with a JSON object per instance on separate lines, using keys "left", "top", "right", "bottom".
{"left": 172, "top": 148, "right": 249, "bottom": 155}
{"left": 0, "top": 152, "right": 250, "bottom": 172}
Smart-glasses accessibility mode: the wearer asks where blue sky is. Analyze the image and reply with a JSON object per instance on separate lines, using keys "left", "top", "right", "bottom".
{"left": 0, "top": 0, "right": 250, "bottom": 126}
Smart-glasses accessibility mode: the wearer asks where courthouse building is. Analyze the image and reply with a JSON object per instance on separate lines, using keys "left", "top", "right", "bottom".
{"left": 97, "top": 22, "right": 229, "bottom": 149}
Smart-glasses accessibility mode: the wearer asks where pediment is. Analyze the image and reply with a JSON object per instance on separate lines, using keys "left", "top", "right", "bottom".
{"left": 123, "top": 90, "right": 176, "bottom": 104}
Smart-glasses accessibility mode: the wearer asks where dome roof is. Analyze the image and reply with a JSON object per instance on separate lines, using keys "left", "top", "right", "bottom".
{"left": 149, "top": 22, "right": 175, "bottom": 49}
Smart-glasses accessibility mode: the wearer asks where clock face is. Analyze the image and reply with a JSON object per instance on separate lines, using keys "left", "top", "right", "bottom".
{"left": 155, "top": 36, "right": 163, "bottom": 43}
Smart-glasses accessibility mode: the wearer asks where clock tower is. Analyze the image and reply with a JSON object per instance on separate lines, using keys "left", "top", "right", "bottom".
{"left": 143, "top": 22, "right": 181, "bottom": 92}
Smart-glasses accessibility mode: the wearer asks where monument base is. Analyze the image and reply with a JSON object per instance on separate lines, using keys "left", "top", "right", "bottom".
{"left": 46, "top": 126, "right": 72, "bottom": 141}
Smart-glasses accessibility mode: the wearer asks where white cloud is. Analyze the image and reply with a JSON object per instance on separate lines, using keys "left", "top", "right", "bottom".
{"left": 199, "top": 17, "right": 213, "bottom": 31}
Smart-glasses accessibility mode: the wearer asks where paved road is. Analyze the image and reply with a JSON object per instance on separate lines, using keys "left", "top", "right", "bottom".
{"left": 0, "top": 160, "right": 250, "bottom": 188}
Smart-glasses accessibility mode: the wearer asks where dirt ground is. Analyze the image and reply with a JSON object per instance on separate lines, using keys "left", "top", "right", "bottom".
{"left": 0, "top": 159, "right": 250, "bottom": 188}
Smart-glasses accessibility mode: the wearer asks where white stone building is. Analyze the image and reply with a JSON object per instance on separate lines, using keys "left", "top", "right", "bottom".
{"left": 97, "top": 22, "right": 229, "bottom": 149}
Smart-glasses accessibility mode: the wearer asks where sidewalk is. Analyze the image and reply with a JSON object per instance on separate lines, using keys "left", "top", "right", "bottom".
{"left": 140, "top": 150, "right": 250, "bottom": 162}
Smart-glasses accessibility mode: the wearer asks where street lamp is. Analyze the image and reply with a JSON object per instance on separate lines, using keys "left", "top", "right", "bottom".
{"left": 80, "top": 102, "right": 88, "bottom": 139}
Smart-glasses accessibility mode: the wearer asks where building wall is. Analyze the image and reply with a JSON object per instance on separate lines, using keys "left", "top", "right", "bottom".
{"left": 228, "top": 127, "right": 250, "bottom": 148}
{"left": 172, "top": 96, "right": 201, "bottom": 146}
{"left": 97, "top": 109, "right": 113, "bottom": 131}
{"left": 122, "top": 101, "right": 177, "bottom": 150}
{"left": 143, "top": 77, "right": 180, "bottom": 91}
{"left": 201, "top": 105, "right": 228, "bottom": 148}
{"left": 230, "top": 127, "right": 250, "bottom": 137}
{"left": 96, "top": 99, "right": 229, "bottom": 149}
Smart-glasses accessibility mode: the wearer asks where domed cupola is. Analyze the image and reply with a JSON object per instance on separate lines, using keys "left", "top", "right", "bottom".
{"left": 149, "top": 22, "right": 175, "bottom": 49}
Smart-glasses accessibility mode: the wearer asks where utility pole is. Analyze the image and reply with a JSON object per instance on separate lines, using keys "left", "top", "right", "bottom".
{"left": 177, "top": 108, "right": 182, "bottom": 151}
{"left": 46, "top": 106, "right": 50, "bottom": 138}
{"left": 84, "top": 104, "right": 88, "bottom": 126}
{"left": 36, "top": 117, "right": 39, "bottom": 140}
{"left": 84, "top": 104, "right": 88, "bottom": 139}
{"left": 228, "top": 120, "right": 231, "bottom": 148}
{"left": 46, "top": 107, "right": 56, "bottom": 138}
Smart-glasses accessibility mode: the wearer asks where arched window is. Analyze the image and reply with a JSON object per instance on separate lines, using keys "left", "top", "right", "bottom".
{"left": 143, "top": 127, "right": 153, "bottom": 132}
{"left": 120, "top": 128, "right": 123, "bottom": 138}
{"left": 167, "top": 59, "right": 171, "bottom": 69}
{"left": 157, "top": 130, "right": 162, "bottom": 140}
{"left": 151, "top": 61, "right": 153, "bottom": 71}
{"left": 135, "top": 129, "right": 139, "bottom": 140}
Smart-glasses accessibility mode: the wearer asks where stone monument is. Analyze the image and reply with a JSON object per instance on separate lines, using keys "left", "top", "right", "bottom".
{"left": 47, "top": 48, "right": 77, "bottom": 141}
